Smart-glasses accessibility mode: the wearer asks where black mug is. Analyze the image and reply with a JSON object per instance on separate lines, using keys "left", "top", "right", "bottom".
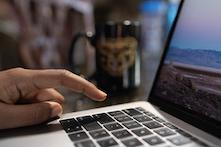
{"left": 69, "top": 21, "right": 141, "bottom": 93}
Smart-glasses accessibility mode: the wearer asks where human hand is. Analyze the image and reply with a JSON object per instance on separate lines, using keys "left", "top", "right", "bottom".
{"left": 0, "top": 68, "right": 107, "bottom": 129}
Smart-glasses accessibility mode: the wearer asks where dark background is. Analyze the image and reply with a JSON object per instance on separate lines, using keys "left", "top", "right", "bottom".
{"left": 0, "top": 0, "right": 180, "bottom": 112}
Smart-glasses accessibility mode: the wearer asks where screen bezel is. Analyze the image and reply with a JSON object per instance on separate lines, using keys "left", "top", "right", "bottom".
{"left": 149, "top": 0, "right": 221, "bottom": 138}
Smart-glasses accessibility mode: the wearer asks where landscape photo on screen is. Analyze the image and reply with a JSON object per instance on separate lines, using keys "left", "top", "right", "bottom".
{"left": 153, "top": 0, "right": 221, "bottom": 122}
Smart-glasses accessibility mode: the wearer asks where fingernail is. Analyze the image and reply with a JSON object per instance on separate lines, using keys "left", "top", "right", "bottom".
{"left": 99, "top": 90, "right": 107, "bottom": 98}
{"left": 51, "top": 106, "right": 62, "bottom": 118}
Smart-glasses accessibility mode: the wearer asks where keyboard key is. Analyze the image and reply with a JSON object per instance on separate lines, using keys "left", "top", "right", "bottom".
{"left": 144, "top": 121, "right": 163, "bottom": 129}
{"left": 108, "top": 111, "right": 124, "bottom": 116}
{"left": 75, "top": 140, "right": 96, "bottom": 147}
{"left": 77, "top": 116, "right": 102, "bottom": 131}
{"left": 168, "top": 136, "right": 192, "bottom": 146}
{"left": 132, "top": 128, "right": 152, "bottom": 137}
{"left": 143, "top": 136, "right": 165, "bottom": 145}
{"left": 114, "top": 115, "right": 133, "bottom": 122}
{"left": 153, "top": 117, "right": 166, "bottom": 123}
{"left": 143, "top": 111, "right": 155, "bottom": 117}
{"left": 97, "top": 138, "right": 118, "bottom": 147}
{"left": 77, "top": 116, "right": 94, "bottom": 124}
{"left": 123, "top": 121, "right": 142, "bottom": 129}
{"left": 176, "top": 129, "right": 192, "bottom": 138}
{"left": 60, "top": 118, "right": 82, "bottom": 133}
{"left": 154, "top": 128, "right": 176, "bottom": 137}
{"left": 104, "top": 123, "right": 123, "bottom": 131}
{"left": 163, "top": 122, "right": 178, "bottom": 130}
{"left": 112, "top": 130, "right": 132, "bottom": 139}
{"left": 135, "top": 107, "right": 147, "bottom": 112}
{"left": 68, "top": 131, "right": 89, "bottom": 142}
{"left": 133, "top": 115, "right": 152, "bottom": 122}
{"left": 62, "top": 126, "right": 82, "bottom": 133}
{"left": 93, "top": 113, "right": 115, "bottom": 124}
{"left": 80, "top": 122, "right": 102, "bottom": 131}
{"left": 122, "top": 138, "right": 143, "bottom": 147}
{"left": 89, "top": 129, "right": 110, "bottom": 139}
{"left": 123, "top": 109, "right": 142, "bottom": 116}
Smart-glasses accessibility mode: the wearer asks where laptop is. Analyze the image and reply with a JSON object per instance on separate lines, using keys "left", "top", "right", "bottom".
{"left": 0, "top": 0, "right": 221, "bottom": 146}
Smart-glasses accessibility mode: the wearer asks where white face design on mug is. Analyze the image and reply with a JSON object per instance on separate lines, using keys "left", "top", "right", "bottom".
{"left": 98, "top": 37, "right": 137, "bottom": 76}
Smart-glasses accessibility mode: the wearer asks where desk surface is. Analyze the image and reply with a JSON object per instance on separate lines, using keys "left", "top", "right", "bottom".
{"left": 62, "top": 51, "right": 162, "bottom": 113}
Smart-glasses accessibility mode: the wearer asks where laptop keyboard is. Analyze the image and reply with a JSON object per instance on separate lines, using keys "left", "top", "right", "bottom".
{"left": 60, "top": 107, "right": 210, "bottom": 147}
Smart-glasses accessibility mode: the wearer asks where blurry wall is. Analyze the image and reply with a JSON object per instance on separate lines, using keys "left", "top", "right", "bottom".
{"left": 93, "top": 0, "right": 142, "bottom": 23}
{"left": 0, "top": 0, "right": 179, "bottom": 71}
{"left": 0, "top": 0, "right": 94, "bottom": 70}
{"left": 0, "top": 0, "right": 21, "bottom": 70}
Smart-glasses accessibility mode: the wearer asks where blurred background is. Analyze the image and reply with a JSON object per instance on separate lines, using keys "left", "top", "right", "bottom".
{"left": 0, "top": 0, "right": 180, "bottom": 112}
{"left": 0, "top": 0, "right": 180, "bottom": 70}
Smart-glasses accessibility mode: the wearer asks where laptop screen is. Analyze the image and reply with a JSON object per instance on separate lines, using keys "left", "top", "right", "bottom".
{"left": 150, "top": 0, "right": 221, "bottom": 125}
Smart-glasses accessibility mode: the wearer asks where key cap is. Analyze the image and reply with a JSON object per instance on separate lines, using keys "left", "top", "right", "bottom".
{"left": 132, "top": 128, "right": 152, "bottom": 137}
{"left": 114, "top": 115, "right": 133, "bottom": 122}
{"left": 123, "top": 109, "right": 142, "bottom": 116}
{"left": 135, "top": 107, "right": 147, "bottom": 112}
{"left": 123, "top": 121, "right": 142, "bottom": 129}
{"left": 153, "top": 116, "right": 166, "bottom": 123}
{"left": 89, "top": 129, "right": 110, "bottom": 139}
{"left": 133, "top": 115, "right": 152, "bottom": 122}
{"left": 60, "top": 118, "right": 82, "bottom": 133}
{"left": 176, "top": 129, "right": 192, "bottom": 138}
{"left": 154, "top": 128, "right": 176, "bottom": 137}
{"left": 112, "top": 130, "right": 132, "bottom": 139}
{"left": 75, "top": 140, "right": 96, "bottom": 147}
{"left": 77, "top": 116, "right": 102, "bottom": 131}
{"left": 68, "top": 131, "right": 89, "bottom": 142}
{"left": 104, "top": 123, "right": 123, "bottom": 131}
{"left": 93, "top": 113, "right": 115, "bottom": 124}
{"left": 163, "top": 122, "right": 178, "bottom": 130}
{"left": 97, "top": 138, "right": 118, "bottom": 147}
{"left": 168, "top": 136, "right": 192, "bottom": 146}
{"left": 108, "top": 111, "right": 124, "bottom": 117}
{"left": 144, "top": 121, "right": 163, "bottom": 129}
{"left": 143, "top": 136, "right": 165, "bottom": 145}
{"left": 143, "top": 111, "right": 155, "bottom": 117}
{"left": 122, "top": 138, "right": 143, "bottom": 147}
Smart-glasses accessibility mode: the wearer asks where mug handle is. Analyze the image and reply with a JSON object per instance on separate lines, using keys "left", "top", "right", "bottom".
{"left": 68, "top": 32, "right": 94, "bottom": 75}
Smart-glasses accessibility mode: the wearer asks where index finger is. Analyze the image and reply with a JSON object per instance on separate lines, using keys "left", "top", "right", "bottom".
{"left": 29, "top": 69, "right": 107, "bottom": 101}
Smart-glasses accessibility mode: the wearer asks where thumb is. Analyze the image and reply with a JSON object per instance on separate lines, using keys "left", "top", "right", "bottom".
{"left": 0, "top": 101, "right": 62, "bottom": 129}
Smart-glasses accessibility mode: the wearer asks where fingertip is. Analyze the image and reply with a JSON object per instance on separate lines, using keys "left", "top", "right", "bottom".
{"left": 56, "top": 96, "right": 65, "bottom": 104}
{"left": 92, "top": 90, "right": 107, "bottom": 101}
{"left": 50, "top": 102, "right": 63, "bottom": 118}
{"left": 98, "top": 90, "right": 107, "bottom": 98}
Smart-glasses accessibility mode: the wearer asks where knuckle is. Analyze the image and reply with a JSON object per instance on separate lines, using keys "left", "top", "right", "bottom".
{"left": 9, "top": 67, "right": 25, "bottom": 74}
{"left": 32, "top": 104, "right": 51, "bottom": 124}
{"left": 6, "top": 68, "right": 26, "bottom": 78}
{"left": 3, "top": 84, "right": 19, "bottom": 103}
{"left": 58, "top": 69, "right": 73, "bottom": 83}
{"left": 60, "top": 69, "right": 72, "bottom": 77}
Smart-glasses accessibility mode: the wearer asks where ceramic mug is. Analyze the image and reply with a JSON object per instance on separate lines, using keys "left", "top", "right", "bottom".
{"left": 69, "top": 21, "right": 141, "bottom": 93}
